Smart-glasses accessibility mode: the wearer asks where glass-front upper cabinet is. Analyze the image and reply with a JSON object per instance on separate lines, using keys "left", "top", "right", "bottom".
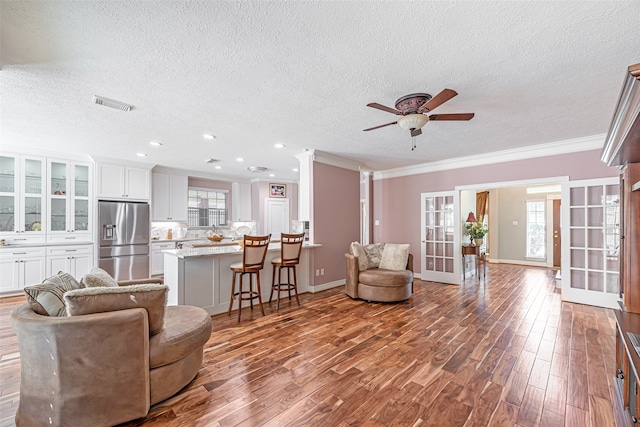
{"left": 47, "top": 159, "right": 91, "bottom": 241}
{"left": 0, "top": 154, "right": 46, "bottom": 243}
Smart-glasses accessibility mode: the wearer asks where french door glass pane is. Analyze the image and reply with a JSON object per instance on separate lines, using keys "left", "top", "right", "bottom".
{"left": 569, "top": 183, "right": 619, "bottom": 294}
{"left": 424, "top": 195, "right": 455, "bottom": 274}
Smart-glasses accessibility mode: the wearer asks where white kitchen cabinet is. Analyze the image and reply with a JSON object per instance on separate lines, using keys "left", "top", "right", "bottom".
{"left": 231, "top": 182, "right": 252, "bottom": 221}
{"left": 152, "top": 173, "right": 187, "bottom": 221}
{"left": 97, "top": 164, "right": 150, "bottom": 201}
{"left": 151, "top": 241, "right": 175, "bottom": 275}
{"left": 47, "top": 159, "right": 92, "bottom": 243}
{"left": 0, "top": 247, "right": 46, "bottom": 293}
{"left": 0, "top": 153, "right": 47, "bottom": 245}
{"left": 46, "top": 245, "right": 94, "bottom": 278}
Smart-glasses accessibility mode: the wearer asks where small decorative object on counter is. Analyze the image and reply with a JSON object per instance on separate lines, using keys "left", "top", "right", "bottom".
{"left": 207, "top": 233, "right": 224, "bottom": 242}
{"left": 0, "top": 239, "right": 5, "bottom": 246}
{"left": 166, "top": 229, "right": 173, "bottom": 240}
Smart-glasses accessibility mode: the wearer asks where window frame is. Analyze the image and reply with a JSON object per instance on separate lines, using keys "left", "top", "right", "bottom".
{"left": 526, "top": 199, "right": 546, "bottom": 259}
{"left": 187, "top": 187, "right": 228, "bottom": 227}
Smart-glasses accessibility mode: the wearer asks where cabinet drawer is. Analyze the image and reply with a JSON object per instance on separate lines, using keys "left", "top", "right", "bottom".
{"left": 47, "top": 234, "right": 92, "bottom": 243}
{"left": 0, "top": 247, "right": 46, "bottom": 258}
{"left": 47, "top": 245, "right": 94, "bottom": 257}
{"left": 1, "top": 234, "right": 46, "bottom": 246}
{"left": 152, "top": 242, "right": 176, "bottom": 251}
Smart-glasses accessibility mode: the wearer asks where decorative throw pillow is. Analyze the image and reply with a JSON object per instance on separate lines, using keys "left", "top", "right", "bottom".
{"left": 81, "top": 267, "right": 119, "bottom": 288}
{"left": 350, "top": 241, "right": 369, "bottom": 271}
{"left": 24, "top": 272, "right": 82, "bottom": 316}
{"left": 363, "top": 243, "right": 386, "bottom": 269}
{"left": 64, "top": 284, "right": 168, "bottom": 335}
{"left": 379, "top": 244, "right": 410, "bottom": 271}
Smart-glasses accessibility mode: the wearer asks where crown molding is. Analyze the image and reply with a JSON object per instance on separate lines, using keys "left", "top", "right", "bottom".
{"left": 372, "top": 134, "right": 605, "bottom": 181}
{"left": 311, "top": 150, "right": 366, "bottom": 171}
{"left": 1, "top": 144, "right": 93, "bottom": 163}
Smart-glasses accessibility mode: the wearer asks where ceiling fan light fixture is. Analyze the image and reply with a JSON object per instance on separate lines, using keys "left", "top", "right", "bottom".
{"left": 397, "top": 114, "right": 429, "bottom": 130}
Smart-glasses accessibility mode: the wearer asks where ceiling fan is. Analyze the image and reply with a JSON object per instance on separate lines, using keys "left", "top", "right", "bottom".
{"left": 364, "top": 88, "right": 474, "bottom": 149}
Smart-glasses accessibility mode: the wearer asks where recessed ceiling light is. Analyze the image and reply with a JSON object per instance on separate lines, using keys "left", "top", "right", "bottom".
{"left": 236, "top": 157, "right": 244, "bottom": 162}
{"left": 136, "top": 153, "right": 147, "bottom": 157}
{"left": 269, "top": 173, "right": 275, "bottom": 177}
{"left": 203, "top": 134, "right": 216, "bottom": 140}
{"left": 293, "top": 168, "right": 299, "bottom": 172}
{"left": 274, "top": 143, "right": 285, "bottom": 148}
{"left": 214, "top": 166, "right": 222, "bottom": 169}
{"left": 149, "top": 141, "right": 162, "bottom": 146}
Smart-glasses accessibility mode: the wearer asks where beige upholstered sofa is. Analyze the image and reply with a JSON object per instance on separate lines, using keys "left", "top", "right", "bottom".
{"left": 345, "top": 242, "right": 414, "bottom": 302}
{"left": 11, "top": 276, "right": 212, "bottom": 427}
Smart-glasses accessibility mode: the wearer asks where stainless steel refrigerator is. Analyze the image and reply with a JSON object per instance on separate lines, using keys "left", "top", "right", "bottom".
{"left": 98, "top": 201, "right": 150, "bottom": 281}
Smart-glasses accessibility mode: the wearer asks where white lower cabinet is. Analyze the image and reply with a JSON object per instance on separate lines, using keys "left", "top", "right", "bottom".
{"left": 46, "top": 245, "right": 94, "bottom": 278}
{"left": 0, "top": 247, "right": 46, "bottom": 293}
{"left": 151, "top": 241, "right": 175, "bottom": 275}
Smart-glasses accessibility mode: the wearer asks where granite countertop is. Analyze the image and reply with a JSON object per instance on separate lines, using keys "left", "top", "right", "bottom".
{"left": 163, "top": 242, "right": 321, "bottom": 259}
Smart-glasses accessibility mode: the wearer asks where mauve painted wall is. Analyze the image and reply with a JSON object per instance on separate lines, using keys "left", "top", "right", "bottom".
{"left": 251, "top": 181, "right": 299, "bottom": 234}
{"left": 372, "top": 149, "right": 618, "bottom": 274}
{"left": 313, "top": 162, "right": 360, "bottom": 284}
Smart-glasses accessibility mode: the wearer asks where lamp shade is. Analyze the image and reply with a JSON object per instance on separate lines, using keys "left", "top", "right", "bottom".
{"left": 397, "top": 114, "right": 429, "bottom": 130}
{"left": 465, "top": 212, "right": 477, "bottom": 223}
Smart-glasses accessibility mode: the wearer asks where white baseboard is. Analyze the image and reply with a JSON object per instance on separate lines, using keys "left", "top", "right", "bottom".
{"left": 309, "top": 279, "right": 344, "bottom": 293}
{"left": 493, "top": 259, "right": 548, "bottom": 268}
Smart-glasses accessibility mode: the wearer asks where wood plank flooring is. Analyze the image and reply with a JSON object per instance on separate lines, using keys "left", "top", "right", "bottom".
{"left": 0, "top": 264, "right": 617, "bottom": 426}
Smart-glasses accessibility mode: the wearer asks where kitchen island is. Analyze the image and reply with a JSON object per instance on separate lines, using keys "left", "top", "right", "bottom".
{"left": 163, "top": 242, "right": 321, "bottom": 315}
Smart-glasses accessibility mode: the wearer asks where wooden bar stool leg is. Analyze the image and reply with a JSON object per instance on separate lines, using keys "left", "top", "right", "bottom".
{"left": 237, "top": 273, "right": 244, "bottom": 322}
{"left": 270, "top": 266, "right": 276, "bottom": 303}
{"left": 293, "top": 265, "right": 300, "bottom": 306}
{"left": 275, "top": 266, "right": 282, "bottom": 311}
{"left": 228, "top": 271, "right": 236, "bottom": 316}
{"left": 256, "top": 271, "right": 265, "bottom": 316}
{"left": 287, "top": 267, "right": 292, "bottom": 300}
{"left": 249, "top": 273, "right": 254, "bottom": 310}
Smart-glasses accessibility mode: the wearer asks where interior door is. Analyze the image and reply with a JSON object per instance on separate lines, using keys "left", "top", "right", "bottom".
{"left": 561, "top": 178, "right": 620, "bottom": 308}
{"left": 265, "top": 198, "right": 289, "bottom": 238}
{"left": 420, "top": 191, "right": 460, "bottom": 285}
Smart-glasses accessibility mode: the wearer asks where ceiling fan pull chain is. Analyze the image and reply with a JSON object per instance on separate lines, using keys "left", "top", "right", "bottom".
{"left": 411, "top": 136, "right": 416, "bottom": 151}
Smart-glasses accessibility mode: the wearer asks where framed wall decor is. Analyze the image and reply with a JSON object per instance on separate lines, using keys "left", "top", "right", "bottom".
{"left": 269, "top": 183, "right": 286, "bottom": 198}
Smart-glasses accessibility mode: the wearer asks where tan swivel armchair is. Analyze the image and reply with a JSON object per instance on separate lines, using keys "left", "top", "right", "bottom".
{"left": 11, "top": 279, "right": 212, "bottom": 427}
{"left": 345, "top": 253, "right": 414, "bottom": 302}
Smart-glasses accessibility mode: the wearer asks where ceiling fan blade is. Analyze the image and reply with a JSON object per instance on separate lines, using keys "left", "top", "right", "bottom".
{"left": 363, "top": 121, "right": 398, "bottom": 131}
{"left": 367, "top": 102, "right": 403, "bottom": 115}
{"left": 410, "top": 128, "right": 422, "bottom": 137}
{"left": 428, "top": 113, "right": 475, "bottom": 121}
{"left": 419, "top": 88, "right": 458, "bottom": 112}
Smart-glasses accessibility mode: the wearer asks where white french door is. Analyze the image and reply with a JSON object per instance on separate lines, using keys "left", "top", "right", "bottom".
{"left": 420, "top": 191, "right": 461, "bottom": 285}
{"left": 561, "top": 178, "right": 620, "bottom": 308}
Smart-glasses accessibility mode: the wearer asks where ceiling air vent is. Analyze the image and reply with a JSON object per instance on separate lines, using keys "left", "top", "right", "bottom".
{"left": 93, "top": 95, "right": 133, "bottom": 111}
{"left": 205, "top": 158, "right": 220, "bottom": 163}
{"left": 247, "top": 166, "right": 267, "bottom": 173}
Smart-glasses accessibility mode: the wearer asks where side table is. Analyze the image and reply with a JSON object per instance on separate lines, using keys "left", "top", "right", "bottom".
{"left": 462, "top": 245, "right": 486, "bottom": 279}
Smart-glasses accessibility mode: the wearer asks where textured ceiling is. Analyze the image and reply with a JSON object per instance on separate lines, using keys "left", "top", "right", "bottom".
{"left": 2, "top": 1, "right": 640, "bottom": 182}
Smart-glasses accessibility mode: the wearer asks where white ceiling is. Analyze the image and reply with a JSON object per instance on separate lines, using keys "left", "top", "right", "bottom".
{"left": 2, "top": 1, "right": 640, "bottom": 182}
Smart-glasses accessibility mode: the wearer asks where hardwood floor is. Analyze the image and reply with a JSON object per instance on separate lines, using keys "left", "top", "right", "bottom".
{"left": 0, "top": 264, "right": 617, "bottom": 426}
